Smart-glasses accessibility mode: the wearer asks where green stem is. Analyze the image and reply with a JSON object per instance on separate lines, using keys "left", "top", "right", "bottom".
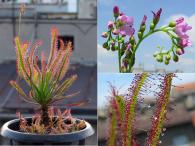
{"left": 117, "top": 36, "right": 121, "bottom": 73}
{"left": 124, "top": 26, "right": 174, "bottom": 73}
{"left": 134, "top": 26, "right": 170, "bottom": 54}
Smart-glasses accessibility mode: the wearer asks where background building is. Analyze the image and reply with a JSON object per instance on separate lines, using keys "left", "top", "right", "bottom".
{"left": 0, "top": 0, "right": 97, "bottom": 145}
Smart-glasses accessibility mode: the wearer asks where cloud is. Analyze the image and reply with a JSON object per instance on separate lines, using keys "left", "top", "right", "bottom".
{"left": 97, "top": 44, "right": 118, "bottom": 72}
{"left": 179, "top": 57, "right": 195, "bottom": 65}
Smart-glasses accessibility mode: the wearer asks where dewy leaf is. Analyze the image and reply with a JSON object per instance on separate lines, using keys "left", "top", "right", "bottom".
{"left": 124, "top": 73, "right": 148, "bottom": 146}
{"left": 147, "top": 73, "right": 174, "bottom": 146}
{"left": 47, "top": 27, "right": 58, "bottom": 66}
{"left": 10, "top": 80, "right": 37, "bottom": 104}
{"left": 54, "top": 75, "right": 77, "bottom": 96}
{"left": 15, "top": 37, "right": 29, "bottom": 78}
{"left": 51, "top": 91, "right": 80, "bottom": 104}
{"left": 107, "top": 108, "right": 117, "bottom": 146}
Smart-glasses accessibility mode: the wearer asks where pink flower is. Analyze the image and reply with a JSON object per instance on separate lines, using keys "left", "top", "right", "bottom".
{"left": 119, "top": 26, "right": 135, "bottom": 36}
{"left": 126, "top": 44, "right": 131, "bottom": 50}
{"left": 112, "top": 29, "right": 120, "bottom": 35}
{"left": 117, "top": 14, "right": 135, "bottom": 36}
{"left": 179, "top": 37, "right": 192, "bottom": 48}
{"left": 108, "top": 21, "right": 114, "bottom": 29}
{"left": 176, "top": 17, "right": 184, "bottom": 25}
{"left": 118, "top": 15, "right": 134, "bottom": 26}
{"left": 175, "top": 18, "right": 192, "bottom": 48}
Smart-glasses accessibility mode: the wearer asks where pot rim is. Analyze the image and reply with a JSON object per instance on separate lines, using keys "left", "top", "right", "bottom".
{"left": 1, "top": 117, "right": 94, "bottom": 143}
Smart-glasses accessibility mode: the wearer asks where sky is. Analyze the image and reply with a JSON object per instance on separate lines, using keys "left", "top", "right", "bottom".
{"left": 98, "top": 0, "right": 195, "bottom": 72}
{"left": 98, "top": 73, "right": 195, "bottom": 108}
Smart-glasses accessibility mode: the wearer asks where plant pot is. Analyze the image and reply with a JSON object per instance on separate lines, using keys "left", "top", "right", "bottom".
{"left": 1, "top": 117, "right": 94, "bottom": 145}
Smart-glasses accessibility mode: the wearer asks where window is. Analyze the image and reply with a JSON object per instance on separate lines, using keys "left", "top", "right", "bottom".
{"left": 57, "top": 35, "right": 74, "bottom": 50}
{"left": 172, "top": 135, "right": 190, "bottom": 146}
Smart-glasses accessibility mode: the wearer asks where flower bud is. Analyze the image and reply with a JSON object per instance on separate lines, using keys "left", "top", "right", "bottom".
{"left": 111, "top": 45, "right": 115, "bottom": 51}
{"left": 152, "top": 8, "right": 162, "bottom": 25}
{"left": 111, "top": 45, "right": 118, "bottom": 51}
{"left": 156, "top": 54, "right": 163, "bottom": 62}
{"left": 140, "top": 25, "right": 146, "bottom": 32}
{"left": 153, "top": 52, "right": 158, "bottom": 57}
{"left": 141, "top": 15, "right": 147, "bottom": 26}
{"left": 130, "top": 36, "right": 135, "bottom": 45}
{"left": 122, "top": 58, "right": 129, "bottom": 68}
{"left": 168, "top": 21, "right": 176, "bottom": 28}
{"left": 101, "top": 32, "right": 108, "bottom": 38}
{"left": 112, "top": 29, "right": 120, "bottom": 35}
{"left": 108, "top": 21, "right": 114, "bottom": 29}
{"left": 103, "top": 42, "right": 109, "bottom": 50}
{"left": 176, "top": 48, "right": 184, "bottom": 55}
{"left": 113, "top": 6, "right": 119, "bottom": 18}
{"left": 164, "top": 59, "right": 169, "bottom": 65}
{"left": 173, "top": 54, "right": 179, "bottom": 62}
{"left": 118, "top": 37, "right": 124, "bottom": 43}
{"left": 150, "top": 23, "right": 155, "bottom": 30}
{"left": 138, "top": 31, "right": 143, "bottom": 39}
{"left": 165, "top": 54, "right": 171, "bottom": 60}
{"left": 126, "top": 44, "right": 131, "bottom": 50}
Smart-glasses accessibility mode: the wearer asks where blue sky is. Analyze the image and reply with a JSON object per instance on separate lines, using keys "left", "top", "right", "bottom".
{"left": 98, "top": 73, "right": 195, "bottom": 108}
{"left": 98, "top": 0, "right": 195, "bottom": 72}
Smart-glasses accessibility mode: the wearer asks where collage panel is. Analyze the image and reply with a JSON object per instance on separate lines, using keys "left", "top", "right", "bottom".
{"left": 98, "top": 0, "right": 195, "bottom": 73}
{"left": 98, "top": 73, "right": 195, "bottom": 146}
{"left": 0, "top": 0, "right": 97, "bottom": 145}
{"left": 98, "top": 0, "right": 195, "bottom": 146}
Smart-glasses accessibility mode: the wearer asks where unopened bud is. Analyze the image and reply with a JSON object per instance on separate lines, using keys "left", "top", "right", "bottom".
{"left": 165, "top": 54, "right": 171, "bottom": 60}
{"left": 156, "top": 54, "right": 163, "bottom": 62}
{"left": 173, "top": 54, "right": 179, "bottom": 62}
{"left": 138, "top": 31, "right": 143, "bottom": 39}
{"left": 103, "top": 42, "right": 109, "bottom": 50}
{"left": 150, "top": 23, "right": 155, "bottom": 30}
{"left": 130, "top": 36, "right": 135, "bottom": 45}
{"left": 108, "top": 21, "right": 114, "bottom": 29}
{"left": 164, "top": 59, "right": 169, "bottom": 65}
{"left": 176, "top": 48, "right": 184, "bottom": 55}
{"left": 101, "top": 32, "right": 108, "bottom": 38}
{"left": 169, "top": 21, "right": 176, "bottom": 28}
{"left": 113, "top": 6, "right": 119, "bottom": 18}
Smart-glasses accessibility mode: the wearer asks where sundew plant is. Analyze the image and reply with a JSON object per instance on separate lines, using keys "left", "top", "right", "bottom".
{"left": 101, "top": 6, "right": 192, "bottom": 72}
{"left": 10, "top": 5, "right": 78, "bottom": 127}
{"left": 107, "top": 73, "right": 174, "bottom": 146}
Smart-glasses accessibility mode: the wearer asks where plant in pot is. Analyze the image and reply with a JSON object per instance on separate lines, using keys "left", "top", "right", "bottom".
{"left": 0, "top": 9, "right": 94, "bottom": 146}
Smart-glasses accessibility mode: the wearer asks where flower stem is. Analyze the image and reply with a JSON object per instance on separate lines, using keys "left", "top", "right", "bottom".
{"left": 117, "top": 36, "right": 121, "bottom": 72}
{"left": 134, "top": 26, "right": 170, "bottom": 54}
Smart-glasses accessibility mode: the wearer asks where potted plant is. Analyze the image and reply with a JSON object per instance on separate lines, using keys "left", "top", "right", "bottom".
{"left": 1, "top": 5, "right": 94, "bottom": 145}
